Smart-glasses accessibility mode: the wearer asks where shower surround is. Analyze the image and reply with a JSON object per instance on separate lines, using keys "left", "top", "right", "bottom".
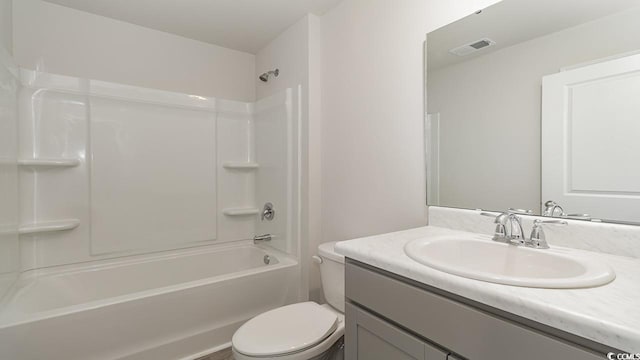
{"left": 0, "top": 68, "right": 303, "bottom": 359}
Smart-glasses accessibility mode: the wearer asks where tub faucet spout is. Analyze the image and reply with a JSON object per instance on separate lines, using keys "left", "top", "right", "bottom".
{"left": 253, "top": 234, "right": 272, "bottom": 244}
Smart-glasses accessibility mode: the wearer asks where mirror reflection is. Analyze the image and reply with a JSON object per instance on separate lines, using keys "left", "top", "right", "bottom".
{"left": 426, "top": 0, "right": 640, "bottom": 224}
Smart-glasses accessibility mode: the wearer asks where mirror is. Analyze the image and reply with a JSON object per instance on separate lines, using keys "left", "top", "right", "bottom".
{"left": 425, "top": 0, "right": 640, "bottom": 224}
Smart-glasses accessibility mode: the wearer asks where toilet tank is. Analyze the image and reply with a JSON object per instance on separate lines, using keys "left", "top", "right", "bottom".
{"left": 317, "top": 241, "right": 345, "bottom": 313}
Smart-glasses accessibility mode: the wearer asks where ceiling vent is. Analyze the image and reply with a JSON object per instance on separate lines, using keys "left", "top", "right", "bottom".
{"left": 449, "top": 38, "right": 496, "bottom": 56}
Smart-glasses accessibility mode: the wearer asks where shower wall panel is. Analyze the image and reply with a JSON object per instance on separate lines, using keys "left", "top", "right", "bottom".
{"left": 255, "top": 89, "right": 295, "bottom": 255}
{"left": 90, "top": 97, "right": 217, "bottom": 254}
{"left": 17, "top": 70, "right": 288, "bottom": 270}
{"left": 18, "top": 88, "right": 89, "bottom": 270}
{"left": 217, "top": 107, "right": 257, "bottom": 242}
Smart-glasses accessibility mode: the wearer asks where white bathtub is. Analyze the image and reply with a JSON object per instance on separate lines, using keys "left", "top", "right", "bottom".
{"left": 0, "top": 243, "right": 299, "bottom": 360}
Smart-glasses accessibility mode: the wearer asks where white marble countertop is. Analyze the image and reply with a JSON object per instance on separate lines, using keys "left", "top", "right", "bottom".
{"left": 335, "top": 226, "right": 640, "bottom": 352}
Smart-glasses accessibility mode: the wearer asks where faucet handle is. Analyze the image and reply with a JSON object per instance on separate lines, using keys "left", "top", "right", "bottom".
{"left": 479, "top": 212, "right": 508, "bottom": 242}
{"left": 480, "top": 211, "right": 509, "bottom": 223}
{"left": 527, "top": 219, "right": 567, "bottom": 249}
{"left": 261, "top": 202, "right": 275, "bottom": 221}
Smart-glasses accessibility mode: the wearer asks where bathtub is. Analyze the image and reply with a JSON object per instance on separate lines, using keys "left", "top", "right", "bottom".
{"left": 0, "top": 243, "right": 299, "bottom": 360}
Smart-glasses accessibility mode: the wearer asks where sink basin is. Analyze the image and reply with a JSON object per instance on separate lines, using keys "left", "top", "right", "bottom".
{"left": 404, "top": 237, "right": 615, "bottom": 288}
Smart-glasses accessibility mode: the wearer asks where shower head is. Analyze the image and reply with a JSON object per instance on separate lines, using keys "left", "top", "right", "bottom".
{"left": 259, "top": 69, "right": 279, "bottom": 82}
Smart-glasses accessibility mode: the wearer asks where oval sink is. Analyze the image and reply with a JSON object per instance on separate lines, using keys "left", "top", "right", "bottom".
{"left": 404, "top": 237, "right": 615, "bottom": 288}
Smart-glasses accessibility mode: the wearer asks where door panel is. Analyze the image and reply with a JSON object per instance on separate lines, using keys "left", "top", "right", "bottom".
{"left": 542, "top": 53, "right": 640, "bottom": 222}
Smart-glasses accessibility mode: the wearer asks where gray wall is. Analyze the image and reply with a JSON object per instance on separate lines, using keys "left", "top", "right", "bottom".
{"left": 13, "top": 0, "right": 256, "bottom": 101}
{"left": 0, "top": 0, "right": 11, "bottom": 53}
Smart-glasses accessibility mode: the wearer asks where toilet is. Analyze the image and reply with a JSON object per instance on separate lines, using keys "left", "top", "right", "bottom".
{"left": 232, "top": 241, "right": 345, "bottom": 360}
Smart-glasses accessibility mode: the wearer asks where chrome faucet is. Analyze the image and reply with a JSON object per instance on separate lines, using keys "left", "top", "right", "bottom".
{"left": 253, "top": 234, "right": 272, "bottom": 244}
{"left": 505, "top": 213, "right": 526, "bottom": 245}
{"left": 481, "top": 209, "right": 566, "bottom": 249}
{"left": 543, "top": 200, "right": 592, "bottom": 221}
{"left": 482, "top": 209, "right": 530, "bottom": 245}
{"left": 528, "top": 219, "right": 567, "bottom": 249}
{"left": 261, "top": 202, "right": 275, "bottom": 221}
{"left": 543, "top": 200, "right": 564, "bottom": 217}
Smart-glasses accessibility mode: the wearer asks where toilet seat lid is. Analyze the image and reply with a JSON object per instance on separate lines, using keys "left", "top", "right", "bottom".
{"left": 233, "top": 302, "right": 338, "bottom": 357}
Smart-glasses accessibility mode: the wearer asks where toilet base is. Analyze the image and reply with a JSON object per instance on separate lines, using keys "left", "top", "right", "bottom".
{"left": 308, "top": 336, "right": 343, "bottom": 360}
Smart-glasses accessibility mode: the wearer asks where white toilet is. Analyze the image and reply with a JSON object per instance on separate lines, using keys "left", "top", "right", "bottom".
{"left": 232, "top": 241, "right": 345, "bottom": 360}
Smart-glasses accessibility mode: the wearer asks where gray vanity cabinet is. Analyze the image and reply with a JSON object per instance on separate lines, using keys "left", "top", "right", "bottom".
{"left": 345, "top": 260, "right": 609, "bottom": 360}
{"left": 345, "top": 302, "right": 449, "bottom": 360}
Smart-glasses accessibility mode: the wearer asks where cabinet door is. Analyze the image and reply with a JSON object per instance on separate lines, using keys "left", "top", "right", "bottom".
{"left": 345, "top": 303, "right": 447, "bottom": 360}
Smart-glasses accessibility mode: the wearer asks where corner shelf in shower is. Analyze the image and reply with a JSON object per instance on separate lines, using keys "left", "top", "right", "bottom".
{"left": 18, "top": 158, "right": 81, "bottom": 168}
{"left": 223, "top": 162, "right": 259, "bottom": 170}
{"left": 222, "top": 208, "right": 260, "bottom": 216}
{"left": 19, "top": 219, "right": 80, "bottom": 235}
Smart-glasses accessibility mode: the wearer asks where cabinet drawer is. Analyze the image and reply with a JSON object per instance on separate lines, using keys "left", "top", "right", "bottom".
{"left": 346, "top": 302, "right": 448, "bottom": 360}
{"left": 346, "top": 261, "right": 604, "bottom": 360}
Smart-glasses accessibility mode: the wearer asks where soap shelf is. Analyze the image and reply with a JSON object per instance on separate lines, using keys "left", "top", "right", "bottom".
{"left": 19, "top": 219, "right": 80, "bottom": 235}
{"left": 223, "top": 162, "right": 259, "bottom": 170}
{"left": 223, "top": 208, "right": 260, "bottom": 216}
{"left": 18, "top": 158, "right": 81, "bottom": 168}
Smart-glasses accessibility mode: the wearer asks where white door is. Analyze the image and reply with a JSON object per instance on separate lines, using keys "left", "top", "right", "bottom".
{"left": 541, "top": 53, "right": 640, "bottom": 223}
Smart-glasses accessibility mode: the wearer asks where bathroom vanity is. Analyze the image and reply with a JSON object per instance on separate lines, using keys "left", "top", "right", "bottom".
{"left": 404, "top": 1, "right": 640, "bottom": 356}
{"left": 337, "top": 223, "right": 640, "bottom": 360}
{"left": 345, "top": 261, "right": 603, "bottom": 360}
